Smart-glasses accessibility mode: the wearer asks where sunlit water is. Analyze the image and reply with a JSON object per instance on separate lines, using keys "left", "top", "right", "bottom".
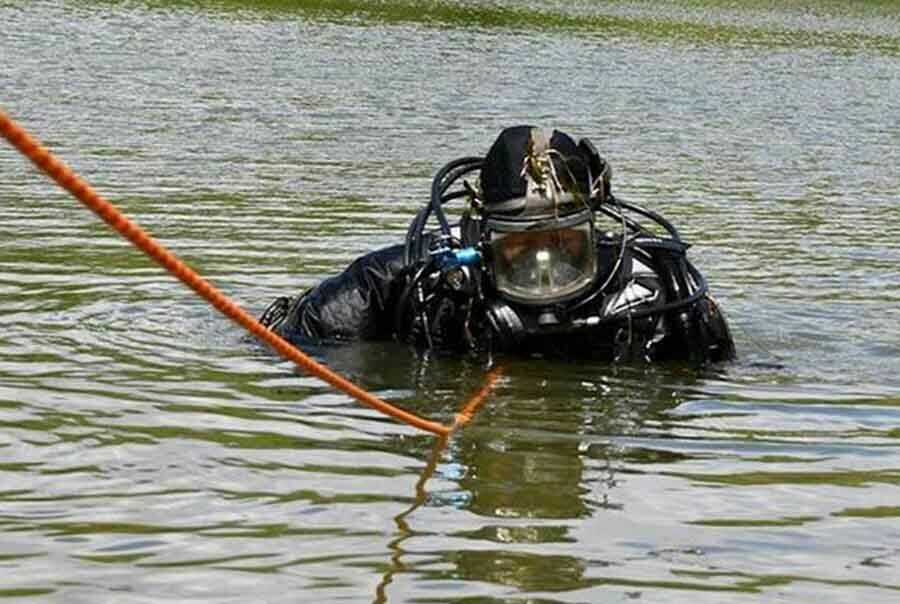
{"left": 2, "top": 1, "right": 899, "bottom": 601}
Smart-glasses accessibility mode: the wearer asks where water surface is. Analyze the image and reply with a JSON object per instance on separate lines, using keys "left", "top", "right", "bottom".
{"left": 1, "top": 1, "right": 899, "bottom": 601}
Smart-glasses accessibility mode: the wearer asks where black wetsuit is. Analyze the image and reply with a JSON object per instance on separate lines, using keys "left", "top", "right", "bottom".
{"left": 263, "top": 233, "right": 735, "bottom": 364}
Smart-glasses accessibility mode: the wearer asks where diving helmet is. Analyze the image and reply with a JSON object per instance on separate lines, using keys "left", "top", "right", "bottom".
{"left": 474, "top": 125, "right": 610, "bottom": 306}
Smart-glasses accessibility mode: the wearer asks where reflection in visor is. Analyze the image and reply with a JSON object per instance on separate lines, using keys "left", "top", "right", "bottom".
{"left": 490, "top": 221, "right": 596, "bottom": 303}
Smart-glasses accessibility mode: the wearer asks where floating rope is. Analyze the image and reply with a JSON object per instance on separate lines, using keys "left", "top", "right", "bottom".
{"left": 452, "top": 367, "right": 503, "bottom": 429}
{"left": 1, "top": 108, "right": 498, "bottom": 437}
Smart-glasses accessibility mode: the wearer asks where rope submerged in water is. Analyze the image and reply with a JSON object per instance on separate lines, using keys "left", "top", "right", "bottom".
{"left": 0, "top": 108, "right": 497, "bottom": 437}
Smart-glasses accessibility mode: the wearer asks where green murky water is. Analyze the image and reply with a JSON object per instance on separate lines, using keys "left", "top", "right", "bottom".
{"left": 1, "top": 1, "right": 899, "bottom": 601}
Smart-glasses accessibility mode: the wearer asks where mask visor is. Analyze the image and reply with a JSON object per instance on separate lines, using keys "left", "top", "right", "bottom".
{"left": 488, "top": 214, "right": 596, "bottom": 304}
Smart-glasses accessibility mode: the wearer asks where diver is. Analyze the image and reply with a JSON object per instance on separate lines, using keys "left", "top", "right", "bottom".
{"left": 260, "top": 125, "right": 735, "bottom": 364}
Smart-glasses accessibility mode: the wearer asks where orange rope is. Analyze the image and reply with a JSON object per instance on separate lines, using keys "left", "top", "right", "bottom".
{"left": 1, "top": 108, "right": 454, "bottom": 436}
{"left": 452, "top": 367, "right": 503, "bottom": 429}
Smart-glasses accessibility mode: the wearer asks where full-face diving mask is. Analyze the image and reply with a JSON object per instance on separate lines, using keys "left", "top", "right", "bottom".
{"left": 486, "top": 208, "right": 597, "bottom": 305}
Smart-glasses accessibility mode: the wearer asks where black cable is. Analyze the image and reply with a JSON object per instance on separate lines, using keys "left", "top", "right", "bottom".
{"left": 614, "top": 196, "right": 682, "bottom": 242}
{"left": 596, "top": 204, "right": 651, "bottom": 236}
{"left": 429, "top": 157, "right": 482, "bottom": 238}
{"left": 406, "top": 157, "right": 482, "bottom": 265}
{"left": 394, "top": 258, "right": 437, "bottom": 342}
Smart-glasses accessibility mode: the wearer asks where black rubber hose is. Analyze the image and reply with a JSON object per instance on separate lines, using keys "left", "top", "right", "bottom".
{"left": 597, "top": 204, "right": 650, "bottom": 236}
{"left": 614, "top": 196, "right": 682, "bottom": 242}
{"left": 394, "top": 257, "right": 437, "bottom": 342}
{"left": 430, "top": 157, "right": 482, "bottom": 237}
{"left": 573, "top": 258, "right": 708, "bottom": 328}
{"left": 406, "top": 158, "right": 482, "bottom": 265}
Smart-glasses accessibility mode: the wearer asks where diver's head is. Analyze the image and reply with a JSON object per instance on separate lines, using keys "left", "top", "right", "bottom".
{"left": 474, "top": 126, "right": 611, "bottom": 306}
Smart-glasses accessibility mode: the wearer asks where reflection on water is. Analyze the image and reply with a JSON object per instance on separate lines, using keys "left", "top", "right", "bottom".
{"left": 2, "top": 0, "right": 900, "bottom": 601}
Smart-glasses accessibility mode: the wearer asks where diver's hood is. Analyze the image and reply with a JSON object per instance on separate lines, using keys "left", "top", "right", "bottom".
{"left": 479, "top": 125, "right": 593, "bottom": 218}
